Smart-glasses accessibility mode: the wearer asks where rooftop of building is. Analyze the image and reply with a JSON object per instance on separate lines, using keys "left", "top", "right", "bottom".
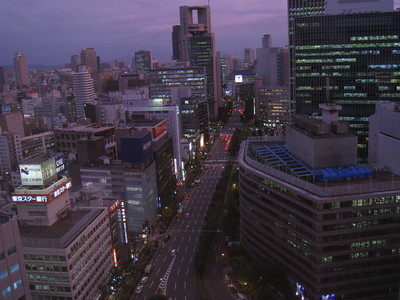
{"left": 55, "top": 123, "right": 115, "bottom": 134}
{"left": 241, "top": 137, "right": 400, "bottom": 197}
{"left": 19, "top": 208, "right": 105, "bottom": 249}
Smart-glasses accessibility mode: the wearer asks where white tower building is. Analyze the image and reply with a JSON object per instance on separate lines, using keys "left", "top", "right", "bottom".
{"left": 72, "top": 65, "right": 96, "bottom": 121}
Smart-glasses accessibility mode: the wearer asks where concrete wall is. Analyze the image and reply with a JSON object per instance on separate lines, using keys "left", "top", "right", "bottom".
{"left": 287, "top": 125, "right": 358, "bottom": 168}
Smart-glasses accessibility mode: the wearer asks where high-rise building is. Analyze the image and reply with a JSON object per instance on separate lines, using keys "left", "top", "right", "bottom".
{"left": 80, "top": 48, "right": 99, "bottom": 74}
{"left": 178, "top": 5, "right": 221, "bottom": 119}
{"left": 13, "top": 52, "right": 29, "bottom": 89}
{"left": 13, "top": 154, "right": 113, "bottom": 300}
{"left": 290, "top": 10, "right": 400, "bottom": 161}
{"left": 73, "top": 65, "right": 96, "bottom": 121}
{"left": 257, "top": 87, "right": 290, "bottom": 128}
{"left": 239, "top": 104, "right": 400, "bottom": 300}
{"left": 256, "top": 34, "right": 289, "bottom": 87}
{"left": 80, "top": 131, "right": 159, "bottom": 234}
{"left": 134, "top": 50, "right": 153, "bottom": 75}
{"left": 244, "top": 47, "right": 255, "bottom": 65}
{"left": 0, "top": 66, "right": 9, "bottom": 92}
{"left": 148, "top": 66, "right": 207, "bottom": 104}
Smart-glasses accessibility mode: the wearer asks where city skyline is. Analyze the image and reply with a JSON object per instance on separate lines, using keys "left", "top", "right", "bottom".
{"left": 0, "top": 0, "right": 291, "bottom": 66}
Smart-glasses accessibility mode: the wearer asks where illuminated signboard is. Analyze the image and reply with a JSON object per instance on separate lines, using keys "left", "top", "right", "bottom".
{"left": 20, "top": 156, "right": 62, "bottom": 186}
{"left": 12, "top": 180, "right": 72, "bottom": 204}
{"left": 235, "top": 75, "right": 243, "bottom": 83}
{"left": 55, "top": 154, "right": 65, "bottom": 176}
{"left": 20, "top": 164, "right": 45, "bottom": 186}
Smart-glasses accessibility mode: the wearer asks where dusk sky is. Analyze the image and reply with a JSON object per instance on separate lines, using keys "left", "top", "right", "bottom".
{"left": 1, "top": 1, "right": 400, "bottom": 67}
{"left": 0, "top": 0, "right": 289, "bottom": 66}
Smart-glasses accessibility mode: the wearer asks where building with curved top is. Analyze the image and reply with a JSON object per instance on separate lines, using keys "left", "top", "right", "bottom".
{"left": 238, "top": 104, "right": 400, "bottom": 300}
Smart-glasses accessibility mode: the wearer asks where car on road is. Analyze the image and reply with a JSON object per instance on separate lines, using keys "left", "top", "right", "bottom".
{"left": 140, "top": 276, "right": 148, "bottom": 284}
{"left": 135, "top": 285, "right": 143, "bottom": 294}
{"left": 163, "top": 235, "right": 170, "bottom": 242}
{"left": 185, "top": 212, "right": 190, "bottom": 219}
{"left": 171, "top": 249, "right": 177, "bottom": 256}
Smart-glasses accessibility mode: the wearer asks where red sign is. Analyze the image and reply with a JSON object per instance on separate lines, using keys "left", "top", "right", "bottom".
{"left": 152, "top": 120, "right": 167, "bottom": 140}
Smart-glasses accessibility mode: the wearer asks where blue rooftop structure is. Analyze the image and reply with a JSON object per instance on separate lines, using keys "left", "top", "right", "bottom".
{"left": 249, "top": 143, "right": 373, "bottom": 182}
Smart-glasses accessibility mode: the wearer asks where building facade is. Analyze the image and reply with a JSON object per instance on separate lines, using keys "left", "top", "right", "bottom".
{"left": 80, "top": 48, "right": 98, "bottom": 74}
{"left": 72, "top": 65, "right": 96, "bottom": 121}
{"left": 134, "top": 50, "right": 153, "bottom": 75}
{"left": 13, "top": 154, "right": 113, "bottom": 300}
{"left": 368, "top": 101, "right": 400, "bottom": 176}
{"left": 290, "top": 10, "right": 400, "bottom": 161}
{"left": 257, "top": 86, "right": 290, "bottom": 128}
{"left": 148, "top": 66, "right": 207, "bottom": 105}
{"left": 0, "top": 213, "right": 30, "bottom": 300}
{"left": 238, "top": 106, "right": 400, "bottom": 299}
{"left": 179, "top": 6, "right": 220, "bottom": 119}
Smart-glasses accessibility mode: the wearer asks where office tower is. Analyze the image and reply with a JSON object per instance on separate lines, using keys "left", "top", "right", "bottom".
{"left": 0, "top": 213, "right": 30, "bottom": 299}
{"left": 239, "top": 104, "right": 400, "bottom": 300}
{"left": 256, "top": 34, "right": 289, "bottom": 87}
{"left": 290, "top": 10, "right": 400, "bottom": 161}
{"left": 73, "top": 65, "right": 96, "bottom": 121}
{"left": 134, "top": 50, "right": 153, "bottom": 75}
{"left": 13, "top": 154, "right": 113, "bottom": 300}
{"left": 257, "top": 87, "right": 290, "bottom": 128}
{"left": 70, "top": 54, "right": 81, "bottom": 72}
{"left": 148, "top": 66, "right": 207, "bottom": 104}
{"left": 172, "top": 25, "right": 182, "bottom": 61}
{"left": 13, "top": 52, "right": 29, "bottom": 89}
{"left": 80, "top": 48, "right": 99, "bottom": 74}
{"left": 244, "top": 47, "right": 255, "bottom": 65}
{"left": 0, "top": 67, "right": 9, "bottom": 92}
{"left": 255, "top": 35, "right": 290, "bottom": 126}
{"left": 179, "top": 5, "right": 220, "bottom": 119}
{"left": 172, "top": 86, "right": 209, "bottom": 140}
{"left": 80, "top": 131, "right": 159, "bottom": 234}
{"left": 368, "top": 102, "right": 400, "bottom": 175}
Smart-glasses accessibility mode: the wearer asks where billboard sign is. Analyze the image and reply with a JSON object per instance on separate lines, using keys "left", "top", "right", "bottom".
{"left": 20, "top": 164, "right": 45, "bottom": 186}
{"left": 235, "top": 75, "right": 243, "bottom": 83}
{"left": 19, "top": 156, "right": 63, "bottom": 186}
{"left": 152, "top": 120, "right": 167, "bottom": 141}
{"left": 12, "top": 180, "right": 72, "bottom": 204}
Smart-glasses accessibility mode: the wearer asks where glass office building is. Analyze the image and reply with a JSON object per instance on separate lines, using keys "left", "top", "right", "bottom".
{"left": 291, "top": 11, "right": 400, "bottom": 161}
{"left": 148, "top": 66, "right": 206, "bottom": 104}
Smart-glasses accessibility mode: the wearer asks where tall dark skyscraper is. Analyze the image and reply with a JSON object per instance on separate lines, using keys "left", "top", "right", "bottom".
{"left": 178, "top": 6, "right": 221, "bottom": 119}
{"left": 0, "top": 66, "right": 9, "bottom": 92}
{"left": 172, "top": 25, "right": 181, "bottom": 61}
{"left": 13, "top": 52, "right": 29, "bottom": 89}
{"left": 288, "top": 0, "right": 397, "bottom": 161}
{"left": 134, "top": 50, "right": 153, "bottom": 75}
